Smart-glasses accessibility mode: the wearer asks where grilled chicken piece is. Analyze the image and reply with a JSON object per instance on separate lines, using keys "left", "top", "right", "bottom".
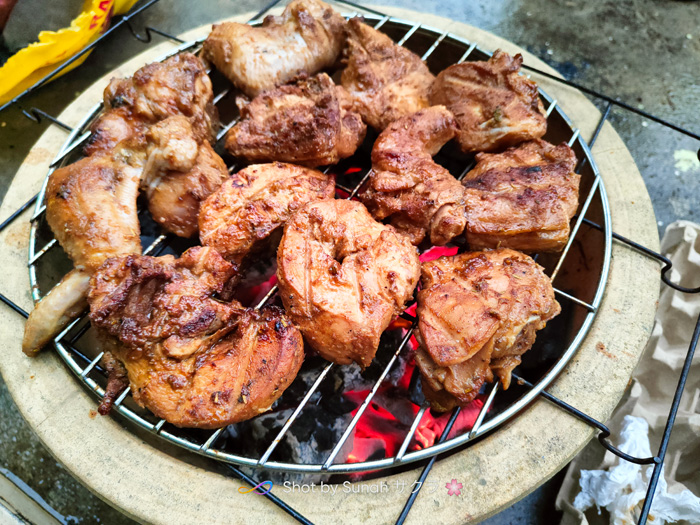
{"left": 341, "top": 17, "right": 435, "bottom": 130}
{"left": 85, "top": 53, "right": 217, "bottom": 156}
{"left": 142, "top": 116, "right": 229, "bottom": 238}
{"left": 463, "top": 140, "right": 579, "bottom": 252}
{"left": 277, "top": 199, "right": 420, "bottom": 368}
{"left": 88, "top": 246, "right": 304, "bottom": 428}
{"left": 430, "top": 50, "right": 547, "bottom": 153}
{"left": 24, "top": 54, "right": 219, "bottom": 355}
{"left": 415, "top": 249, "right": 560, "bottom": 411}
{"left": 22, "top": 141, "right": 145, "bottom": 356}
{"left": 199, "top": 162, "right": 335, "bottom": 265}
{"left": 203, "top": 0, "right": 346, "bottom": 98}
{"left": 359, "top": 106, "right": 466, "bottom": 246}
{"left": 226, "top": 73, "right": 366, "bottom": 167}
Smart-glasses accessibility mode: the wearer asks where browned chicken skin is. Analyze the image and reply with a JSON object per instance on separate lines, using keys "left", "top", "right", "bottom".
{"left": 199, "top": 162, "right": 335, "bottom": 265}
{"left": 277, "top": 199, "right": 420, "bottom": 368}
{"left": 341, "top": 17, "right": 435, "bottom": 130}
{"left": 359, "top": 106, "right": 466, "bottom": 246}
{"left": 226, "top": 73, "right": 366, "bottom": 167}
{"left": 85, "top": 53, "right": 217, "bottom": 156}
{"left": 142, "top": 116, "right": 229, "bottom": 238}
{"left": 203, "top": 0, "right": 346, "bottom": 98}
{"left": 430, "top": 50, "right": 547, "bottom": 153}
{"left": 88, "top": 246, "right": 304, "bottom": 428}
{"left": 415, "top": 249, "right": 560, "bottom": 411}
{"left": 463, "top": 139, "right": 579, "bottom": 252}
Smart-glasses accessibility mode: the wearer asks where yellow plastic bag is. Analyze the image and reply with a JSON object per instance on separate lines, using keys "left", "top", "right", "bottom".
{"left": 0, "top": 0, "right": 139, "bottom": 104}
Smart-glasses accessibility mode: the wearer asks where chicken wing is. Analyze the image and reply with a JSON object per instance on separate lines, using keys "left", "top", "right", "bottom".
{"left": 142, "top": 116, "right": 229, "bottom": 238}
{"left": 23, "top": 53, "right": 223, "bottom": 355}
{"left": 341, "top": 17, "right": 435, "bottom": 130}
{"left": 22, "top": 140, "right": 145, "bottom": 356}
{"left": 415, "top": 249, "right": 560, "bottom": 411}
{"left": 85, "top": 52, "right": 217, "bottom": 156}
{"left": 88, "top": 246, "right": 304, "bottom": 428}
{"left": 226, "top": 73, "right": 366, "bottom": 167}
{"left": 277, "top": 199, "right": 420, "bottom": 368}
{"left": 203, "top": 0, "right": 346, "bottom": 98}
{"left": 359, "top": 106, "right": 466, "bottom": 246}
{"left": 430, "top": 50, "right": 547, "bottom": 153}
{"left": 463, "top": 139, "right": 579, "bottom": 252}
{"left": 199, "top": 162, "right": 335, "bottom": 265}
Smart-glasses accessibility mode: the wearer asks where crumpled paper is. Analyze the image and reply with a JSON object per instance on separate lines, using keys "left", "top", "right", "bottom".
{"left": 558, "top": 221, "right": 700, "bottom": 525}
{"left": 573, "top": 415, "right": 700, "bottom": 524}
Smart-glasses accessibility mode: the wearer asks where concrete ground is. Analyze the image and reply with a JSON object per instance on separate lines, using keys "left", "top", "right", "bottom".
{"left": 1, "top": 0, "right": 699, "bottom": 523}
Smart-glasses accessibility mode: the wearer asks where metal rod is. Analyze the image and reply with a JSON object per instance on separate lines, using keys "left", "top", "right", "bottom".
{"left": 113, "top": 388, "right": 131, "bottom": 407}
{"left": 395, "top": 406, "right": 428, "bottom": 462}
{"left": 143, "top": 234, "right": 169, "bottom": 255}
{"left": 553, "top": 288, "right": 596, "bottom": 311}
{"left": 0, "top": 0, "right": 163, "bottom": 114}
{"left": 457, "top": 42, "right": 478, "bottom": 63}
{"left": 421, "top": 31, "right": 448, "bottom": 60}
{"left": 580, "top": 217, "right": 700, "bottom": 294}
{"left": 323, "top": 327, "right": 416, "bottom": 469}
{"left": 224, "top": 464, "right": 313, "bottom": 525}
{"left": 395, "top": 407, "right": 462, "bottom": 525}
{"left": 201, "top": 428, "right": 224, "bottom": 451}
{"left": 217, "top": 117, "right": 240, "bottom": 142}
{"left": 397, "top": 23, "right": 421, "bottom": 45}
{"left": 80, "top": 352, "right": 105, "bottom": 377}
{"left": 20, "top": 108, "right": 73, "bottom": 131}
{"left": 0, "top": 194, "right": 37, "bottom": 232}
{"left": 28, "top": 239, "right": 57, "bottom": 266}
{"left": 512, "top": 374, "right": 657, "bottom": 465}
{"left": 545, "top": 100, "right": 558, "bottom": 117}
{"left": 550, "top": 177, "right": 601, "bottom": 281}
{"left": 50, "top": 131, "right": 92, "bottom": 168}
{"left": 257, "top": 362, "right": 335, "bottom": 466}
{"left": 638, "top": 311, "right": 700, "bottom": 523}
{"left": 254, "top": 284, "right": 279, "bottom": 310}
{"left": 0, "top": 293, "right": 29, "bottom": 318}
{"left": 372, "top": 15, "right": 391, "bottom": 29}
{"left": 468, "top": 383, "right": 499, "bottom": 438}
{"left": 348, "top": 170, "right": 372, "bottom": 199}
{"left": 522, "top": 63, "right": 700, "bottom": 142}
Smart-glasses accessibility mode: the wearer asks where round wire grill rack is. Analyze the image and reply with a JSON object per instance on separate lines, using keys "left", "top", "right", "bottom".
{"left": 26, "top": 13, "right": 612, "bottom": 475}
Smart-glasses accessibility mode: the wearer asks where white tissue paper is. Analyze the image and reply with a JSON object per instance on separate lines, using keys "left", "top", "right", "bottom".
{"left": 558, "top": 221, "right": 700, "bottom": 525}
{"left": 573, "top": 415, "right": 700, "bottom": 524}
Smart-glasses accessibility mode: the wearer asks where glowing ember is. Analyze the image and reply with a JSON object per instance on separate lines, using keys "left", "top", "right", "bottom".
{"left": 344, "top": 353, "right": 485, "bottom": 464}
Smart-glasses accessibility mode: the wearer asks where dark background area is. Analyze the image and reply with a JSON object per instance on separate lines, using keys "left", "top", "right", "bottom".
{"left": 0, "top": 0, "right": 699, "bottom": 523}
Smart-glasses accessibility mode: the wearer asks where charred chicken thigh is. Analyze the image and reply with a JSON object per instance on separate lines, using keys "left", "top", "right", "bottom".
{"left": 199, "top": 162, "right": 335, "bottom": 265}
{"left": 359, "top": 106, "right": 466, "bottom": 246}
{"left": 341, "top": 17, "right": 435, "bottom": 130}
{"left": 88, "top": 246, "right": 304, "bottom": 428}
{"left": 415, "top": 249, "right": 560, "bottom": 412}
{"left": 142, "top": 116, "right": 229, "bottom": 238}
{"left": 430, "top": 50, "right": 547, "bottom": 153}
{"left": 277, "top": 199, "right": 420, "bottom": 368}
{"left": 226, "top": 73, "right": 366, "bottom": 167}
{"left": 203, "top": 0, "right": 347, "bottom": 98}
{"left": 85, "top": 53, "right": 217, "bottom": 156}
{"left": 462, "top": 139, "right": 579, "bottom": 252}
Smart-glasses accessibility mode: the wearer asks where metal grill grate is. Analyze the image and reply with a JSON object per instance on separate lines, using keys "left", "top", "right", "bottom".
{"left": 23, "top": 12, "right": 611, "bottom": 475}
{"left": 1, "top": 1, "right": 699, "bottom": 524}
